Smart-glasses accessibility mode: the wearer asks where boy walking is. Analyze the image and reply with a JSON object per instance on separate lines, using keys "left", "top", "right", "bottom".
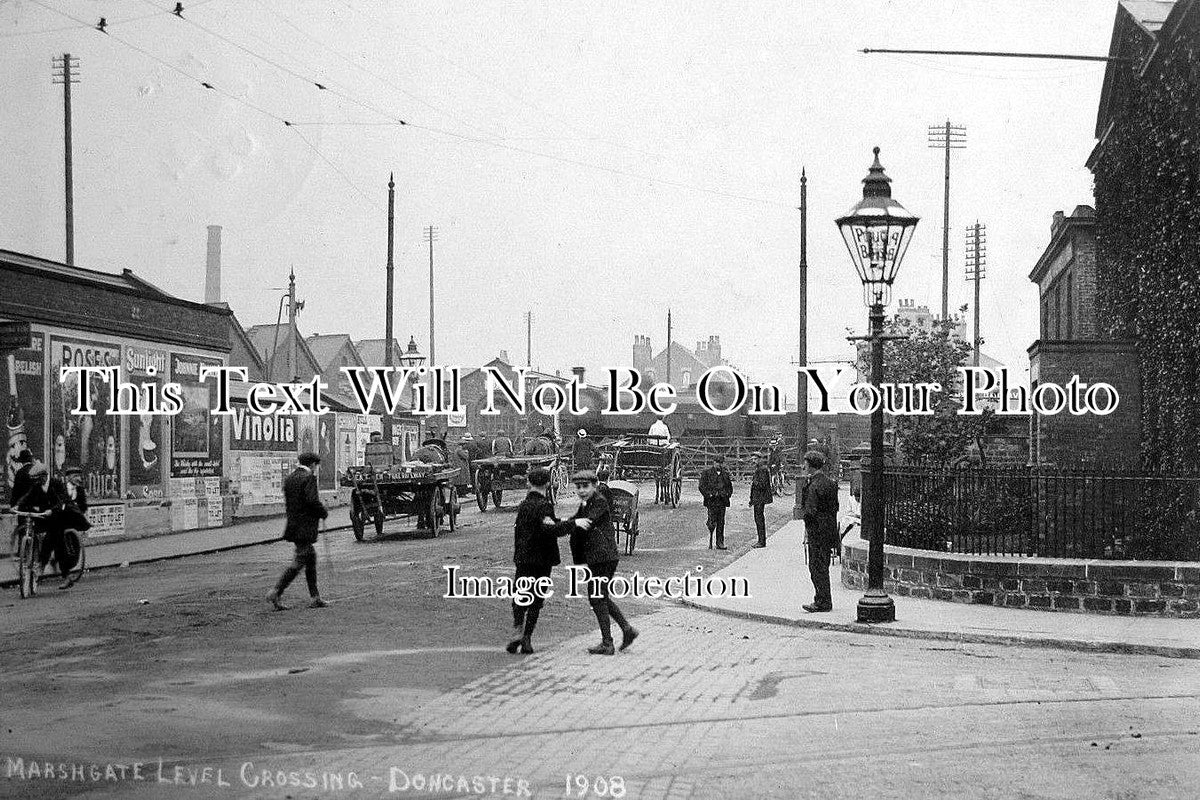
{"left": 562, "top": 470, "right": 638, "bottom": 655}
{"left": 508, "top": 467, "right": 560, "bottom": 654}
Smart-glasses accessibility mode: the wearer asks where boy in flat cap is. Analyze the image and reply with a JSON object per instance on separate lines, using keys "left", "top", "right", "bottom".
{"left": 269, "top": 452, "right": 329, "bottom": 610}
{"left": 558, "top": 469, "right": 638, "bottom": 655}
{"left": 508, "top": 466, "right": 560, "bottom": 654}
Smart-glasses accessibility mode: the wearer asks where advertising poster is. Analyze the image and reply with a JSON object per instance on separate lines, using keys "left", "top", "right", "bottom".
{"left": 230, "top": 398, "right": 296, "bottom": 452}
{"left": 1, "top": 332, "right": 45, "bottom": 499}
{"left": 336, "top": 414, "right": 357, "bottom": 474}
{"left": 87, "top": 503, "right": 125, "bottom": 538}
{"left": 171, "top": 353, "right": 223, "bottom": 479}
{"left": 124, "top": 346, "right": 168, "bottom": 499}
{"left": 317, "top": 415, "right": 336, "bottom": 489}
{"left": 296, "top": 414, "right": 318, "bottom": 457}
{"left": 49, "top": 336, "right": 121, "bottom": 500}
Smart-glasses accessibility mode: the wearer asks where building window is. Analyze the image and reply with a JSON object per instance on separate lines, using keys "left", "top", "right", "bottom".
{"left": 1041, "top": 297, "right": 1049, "bottom": 339}
{"left": 1066, "top": 271, "right": 1073, "bottom": 339}
{"left": 681, "top": 369, "right": 691, "bottom": 387}
{"left": 1054, "top": 283, "right": 1062, "bottom": 339}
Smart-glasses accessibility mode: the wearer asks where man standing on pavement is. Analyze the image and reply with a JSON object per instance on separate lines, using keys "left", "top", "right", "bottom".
{"left": 560, "top": 470, "right": 638, "bottom": 655}
{"left": 800, "top": 450, "right": 839, "bottom": 613}
{"left": 508, "top": 467, "right": 559, "bottom": 655}
{"left": 698, "top": 454, "right": 733, "bottom": 550}
{"left": 749, "top": 452, "right": 772, "bottom": 548}
{"left": 269, "top": 452, "right": 329, "bottom": 611}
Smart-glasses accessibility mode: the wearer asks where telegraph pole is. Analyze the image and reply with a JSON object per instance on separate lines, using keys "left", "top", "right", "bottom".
{"left": 424, "top": 226, "right": 438, "bottom": 367}
{"left": 52, "top": 53, "right": 80, "bottom": 265}
{"left": 927, "top": 121, "right": 966, "bottom": 320}
{"left": 666, "top": 309, "right": 673, "bottom": 386}
{"left": 525, "top": 311, "right": 532, "bottom": 368}
{"left": 965, "top": 221, "right": 987, "bottom": 366}
{"left": 383, "top": 173, "right": 396, "bottom": 444}
{"left": 795, "top": 167, "right": 808, "bottom": 518}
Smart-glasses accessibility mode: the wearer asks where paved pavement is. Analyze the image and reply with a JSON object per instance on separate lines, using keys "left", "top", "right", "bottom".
{"left": 683, "top": 520, "right": 1200, "bottom": 659}
{"left": 2, "top": 488, "right": 1198, "bottom": 799}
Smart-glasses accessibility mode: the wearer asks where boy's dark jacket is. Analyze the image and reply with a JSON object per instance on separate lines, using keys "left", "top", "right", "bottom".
{"left": 562, "top": 492, "right": 619, "bottom": 565}
{"left": 514, "top": 490, "right": 561, "bottom": 567}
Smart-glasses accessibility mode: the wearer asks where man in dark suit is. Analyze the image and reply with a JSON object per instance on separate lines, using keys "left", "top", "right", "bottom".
{"left": 269, "top": 452, "right": 329, "bottom": 610}
{"left": 749, "top": 452, "right": 773, "bottom": 548}
{"left": 508, "top": 467, "right": 559, "bottom": 655}
{"left": 560, "top": 470, "right": 637, "bottom": 655}
{"left": 698, "top": 455, "right": 733, "bottom": 549}
{"left": 571, "top": 429, "right": 597, "bottom": 471}
{"left": 800, "top": 450, "right": 840, "bottom": 613}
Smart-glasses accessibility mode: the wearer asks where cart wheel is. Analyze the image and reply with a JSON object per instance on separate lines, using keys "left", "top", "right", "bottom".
{"left": 349, "top": 503, "right": 366, "bottom": 542}
{"left": 475, "top": 470, "right": 489, "bottom": 512}
{"left": 448, "top": 486, "right": 459, "bottom": 532}
{"left": 373, "top": 511, "right": 385, "bottom": 537}
{"left": 429, "top": 490, "right": 443, "bottom": 538}
{"left": 669, "top": 454, "right": 683, "bottom": 508}
{"left": 491, "top": 489, "right": 503, "bottom": 509}
{"left": 18, "top": 532, "right": 38, "bottom": 599}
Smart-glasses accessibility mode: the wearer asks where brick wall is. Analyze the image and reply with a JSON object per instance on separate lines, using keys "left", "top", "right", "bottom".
{"left": 841, "top": 539, "right": 1200, "bottom": 618}
{"left": 1028, "top": 339, "right": 1141, "bottom": 467}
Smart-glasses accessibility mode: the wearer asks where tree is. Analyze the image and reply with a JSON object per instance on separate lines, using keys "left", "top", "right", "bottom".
{"left": 854, "top": 307, "right": 992, "bottom": 465}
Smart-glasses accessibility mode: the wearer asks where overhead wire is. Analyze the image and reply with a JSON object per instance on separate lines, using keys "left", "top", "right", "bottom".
{"left": 244, "top": 0, "right": 505, "bottom": 140}
{"left": 0, "top": 0, "right": 221, "bottom": 38}
{"left": 29, "top": 0, "right": 795, "bottom": 210}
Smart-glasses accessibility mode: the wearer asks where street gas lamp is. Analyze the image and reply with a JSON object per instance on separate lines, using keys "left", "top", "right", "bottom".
{"left": 836, "top": 147, "right": 919, "bottom": 624}
{"left": 398, "top": 335, "right": 426, "bottom": 369}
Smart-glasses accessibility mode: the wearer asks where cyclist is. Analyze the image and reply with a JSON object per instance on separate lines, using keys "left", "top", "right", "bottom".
{"left": 17, "top": 464, "right": 81, "bottom": 588}
{"left": 767, "top": 434, "right": 784, "bottom": 476}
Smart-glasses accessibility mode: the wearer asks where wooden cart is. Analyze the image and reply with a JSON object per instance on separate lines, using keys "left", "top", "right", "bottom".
{"left": 473, "top": 453, "right": 565, "bottom": 511}
{"left": 601, "top": 436, "right": 683, "bottom": 508}
{"left": 342, "top": 442, "right": 460, "bottom": 539}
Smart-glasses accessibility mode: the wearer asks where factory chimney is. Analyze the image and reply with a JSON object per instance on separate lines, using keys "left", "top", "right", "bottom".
{"left": 205, "top": 225, "right": 222, "bottom": 304}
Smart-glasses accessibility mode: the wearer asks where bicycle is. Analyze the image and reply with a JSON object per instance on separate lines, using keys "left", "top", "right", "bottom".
{"left": 770, "top": 463, "right": 793, "bottom": 496}
{"left": 8, "top": 510, "right": 86, "bottom": 598}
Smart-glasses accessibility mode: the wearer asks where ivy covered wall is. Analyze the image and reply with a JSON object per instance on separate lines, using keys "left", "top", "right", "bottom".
{"left": 1091, "top": 4, "right": 1200, "bottom": 471}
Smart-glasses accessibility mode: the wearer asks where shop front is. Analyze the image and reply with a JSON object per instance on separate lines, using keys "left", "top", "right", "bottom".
{"left": 0, "top": 250, "right": 231, "bottom": 544}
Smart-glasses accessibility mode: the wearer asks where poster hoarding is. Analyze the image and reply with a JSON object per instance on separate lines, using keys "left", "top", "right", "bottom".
{"left": 124, "top": 346, "right": 168, "bottom": 499}
{"left": 48, "top": 336, "right": 121, "bottom": 500}
{"left": 1, "top": 332, "right": 45, "bottom": 499}
{"left": 170, "top": 353, "right": 223, "bottom": 479}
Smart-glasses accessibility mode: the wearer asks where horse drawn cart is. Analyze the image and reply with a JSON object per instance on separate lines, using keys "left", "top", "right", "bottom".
{"left": 601, "top": 435, "right": 683, "bottom": 508}
{"left": 343, "top": 441, "right": 459, "bottom": 540}
{"left": 473, "top": 452, "right": 566, "bottom": 511}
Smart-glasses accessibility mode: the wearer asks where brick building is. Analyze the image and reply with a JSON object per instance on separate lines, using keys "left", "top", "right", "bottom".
{"left": 0, "top": 249, "right": 232, "bottom": 542}
{"left": 1028, "top": 206, "right": 1142, "bottom": 467}
{"left": 1085, "top": 0, "right": 1200, "bottom": 470}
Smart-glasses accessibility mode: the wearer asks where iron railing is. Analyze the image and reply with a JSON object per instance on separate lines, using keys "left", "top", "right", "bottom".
{"left": 883, "top": 465, "right": 1200, "bottom": 561}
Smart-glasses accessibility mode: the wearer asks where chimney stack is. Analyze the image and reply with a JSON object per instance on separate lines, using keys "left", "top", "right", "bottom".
{"left": 205, "top": 225, "right": 222, "bottom": 304}
{"left": 572, "top": 366, "right": 586, "bottom": 384}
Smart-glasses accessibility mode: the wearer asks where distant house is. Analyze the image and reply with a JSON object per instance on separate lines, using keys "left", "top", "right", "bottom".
{"left": 631, "top": 334, "right": 735, "bottom": 390}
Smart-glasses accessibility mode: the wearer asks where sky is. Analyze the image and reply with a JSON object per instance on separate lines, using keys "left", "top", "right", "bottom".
{"left": 0, "top": 0, "right": 1116, "bottom": 402}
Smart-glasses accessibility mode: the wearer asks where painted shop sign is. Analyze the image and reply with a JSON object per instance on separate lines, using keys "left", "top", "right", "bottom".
{"left": 230, "top": 399, "right": 296, "bottom": 452}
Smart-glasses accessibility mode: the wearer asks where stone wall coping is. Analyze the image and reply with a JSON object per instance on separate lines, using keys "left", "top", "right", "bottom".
{"left": 843, "top": 537, "right": 1199, "bottom": 572}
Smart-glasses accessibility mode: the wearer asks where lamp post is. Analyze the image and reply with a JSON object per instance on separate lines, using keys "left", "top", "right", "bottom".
{"left": 398, "top": 335, "right": 426, "bottom": 451}
{"left": 835, "top": 147, "right": 919, "bottom": 624}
